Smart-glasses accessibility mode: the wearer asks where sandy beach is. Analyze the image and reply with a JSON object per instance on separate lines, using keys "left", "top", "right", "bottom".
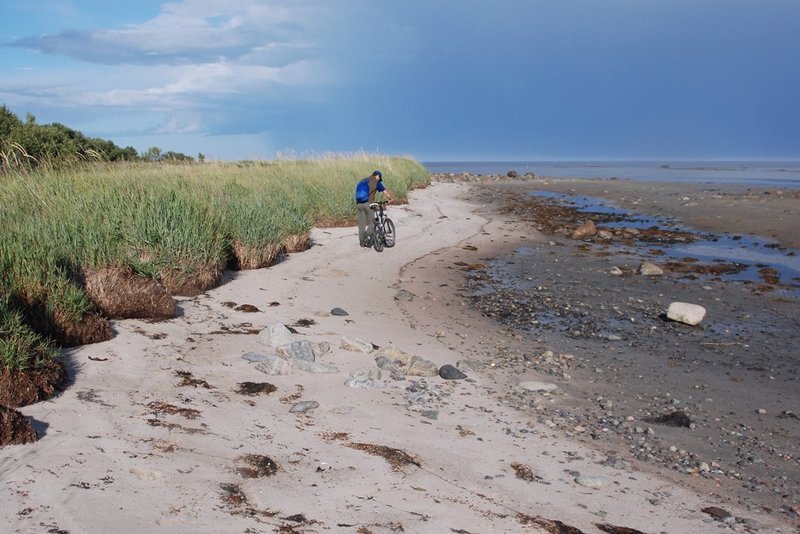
{"left": 2, "top": 179, "right": 798, "bottom": 533}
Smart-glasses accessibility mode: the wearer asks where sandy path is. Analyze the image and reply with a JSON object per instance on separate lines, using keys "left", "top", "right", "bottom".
{"left": 2, "top": 183, "right": 792, "bottom": 533}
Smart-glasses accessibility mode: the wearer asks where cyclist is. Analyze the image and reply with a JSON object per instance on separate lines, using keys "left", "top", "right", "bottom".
{"left": 355, "top": 170, "right": 394, "bottom": 247}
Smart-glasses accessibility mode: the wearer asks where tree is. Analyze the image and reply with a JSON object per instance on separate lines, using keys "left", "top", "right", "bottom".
{"left": 144, "top": 146, "right": 162, "bottom": 162}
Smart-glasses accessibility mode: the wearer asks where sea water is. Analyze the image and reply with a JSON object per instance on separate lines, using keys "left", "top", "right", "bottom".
{"left": 528, "top": 191, "right": 800, "bottom": 294}
{"left": 423, "top": 161, "right": 800, "bottom": 188}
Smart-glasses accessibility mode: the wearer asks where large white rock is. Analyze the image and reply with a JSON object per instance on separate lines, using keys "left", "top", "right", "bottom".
{"left": 257, "top": 322, "right": 296, "bottom": 348}
{"left": 667, "top": 302, "right": 707, "bottom": 325}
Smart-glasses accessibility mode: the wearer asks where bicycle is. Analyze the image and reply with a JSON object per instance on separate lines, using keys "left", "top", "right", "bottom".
{"left": 369, "top": 200, "right": 395, "bottom": 252}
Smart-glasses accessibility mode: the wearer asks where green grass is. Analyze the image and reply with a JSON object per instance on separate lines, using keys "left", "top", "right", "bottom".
{"left": 0, "top": 296, "right": 56, "bottom": 372}
{"left": 0, "top": 153, "right": 430, "bottom": 371}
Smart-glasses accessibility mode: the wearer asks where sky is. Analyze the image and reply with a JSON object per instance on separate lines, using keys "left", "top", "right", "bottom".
{"left": 1, "top": 0, "right": 799, "bottom": 162}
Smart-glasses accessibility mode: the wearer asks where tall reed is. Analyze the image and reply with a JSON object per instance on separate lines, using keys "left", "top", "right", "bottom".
{"left": 0, "top": 154, "right": 430, "bottom": 370}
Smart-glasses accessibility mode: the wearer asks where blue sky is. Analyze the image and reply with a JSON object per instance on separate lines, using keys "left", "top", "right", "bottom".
{"left": 2, "top": 0, "right": 799, "bottom": 161}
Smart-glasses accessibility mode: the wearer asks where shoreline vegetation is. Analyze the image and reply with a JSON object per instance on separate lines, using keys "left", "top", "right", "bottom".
{"left": 0, "top": 155, "right": 429, "bottom": 413}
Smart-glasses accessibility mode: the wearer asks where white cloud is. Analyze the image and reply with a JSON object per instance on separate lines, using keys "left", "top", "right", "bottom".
{"left": 12, "top": 0, "right": 323, "bottom": 66}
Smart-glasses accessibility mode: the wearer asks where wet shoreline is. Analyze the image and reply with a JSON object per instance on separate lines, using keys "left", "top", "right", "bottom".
{"left": 432, "top": 175, "right": 800, "bottom": 522}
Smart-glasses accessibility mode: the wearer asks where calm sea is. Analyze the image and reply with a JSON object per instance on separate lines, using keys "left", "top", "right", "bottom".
{"left": 423, "top": 161, "right": 800, "bottom": 188}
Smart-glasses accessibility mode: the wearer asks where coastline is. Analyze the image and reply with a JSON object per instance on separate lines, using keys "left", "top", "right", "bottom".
{"left": 2, "top": 180, "right": 797, "bottom": 533}
{"left": 431, "top": 174, "right": 800, "bottom": 521}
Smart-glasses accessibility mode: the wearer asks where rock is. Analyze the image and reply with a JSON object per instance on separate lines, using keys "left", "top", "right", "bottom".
{"left": 349, "top": 367, "right": 382, "bottom": 381}
{"left": 438, "top": 364, "right": 467, "bottom": 380}
{"left": 456, "top": 359, "right": 484, "bottom": 372}
{"left": 701, "top": 506, "right": 733, "bottom": 522}
{"left": 394, "top": 290, "right": 414, "bottom": 302}
{"left": 570, "top": 220, "right": 597, "bottom": 239}
{"left": 639, "top": 261, "right": 663, "bottom": 276}
{"left": 344, "top": 378, "right": 386, "bottom": 389}
{"left": 406, "top": 356, "right": 439, "bottom": 377}
{"left": 0, "top": 405, "right": 38, "bottom": 446}
{"left": 517, "top": 381, "right": 558, "bottom": 393}
{"left": 257, "top": 323, "right": 296, "bottom": 348}
{"left": 289, "top": 401, "right": 319, "bottom": 413}
{"left": 255, "top": 355, "right": 293, "bottom": 376}
{"left": 289, "top": 359, "right": 338, "bottom": 374}
{"left": 507, "top": 170, "right": 518, "bottom": 178}
{"left": 330, "top": 307, "right": 349, "bottom": 316}
{"left": 277, "top": 340, "right": 315, "bottom": 362}
{"left": 311, "top": 341, "right": 331, "bottom": 358}
{"left": 340, "top": 336, "right": 374, "bottom": 353}
{"left": 373, "top": 346, "right": 413, "bottom": 366}
{"left": 596, "top": 229, "right": 614, "bottom": 240}
{"left": 666, "top": 302, "right": 706, "bottom": 325}
{"left": 574, "top": 475, "right": 609, "bottom": 489}
{"left": 609, "top": 266, "right": 624, "bottom": 276}
{"left": 644, "top": 411, "right": 692, "bottom": 428}
{"left": 242, "top": 352, "right": 272, "bottom": 362}
{"left": 374, "top": 356, "right": 401, "bottom": 373}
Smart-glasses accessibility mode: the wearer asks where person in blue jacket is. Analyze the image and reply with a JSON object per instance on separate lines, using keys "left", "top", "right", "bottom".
{"left": 355, "top": 170, "right": 394, "bottom": 246}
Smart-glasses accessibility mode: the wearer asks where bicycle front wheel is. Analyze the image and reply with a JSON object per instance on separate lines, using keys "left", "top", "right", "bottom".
{"left": 372, "top": 221, "right": 384, "bottom": 252}
{"left": 383, "top": 218, "right": 395, "bottom": 248}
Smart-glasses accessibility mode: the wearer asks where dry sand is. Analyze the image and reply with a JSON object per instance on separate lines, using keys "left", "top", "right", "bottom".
{"left": 2, "top": 182, "right": 796, "bottom": 533}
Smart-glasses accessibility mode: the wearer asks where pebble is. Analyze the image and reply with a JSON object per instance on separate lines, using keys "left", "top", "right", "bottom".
{"left": 289, "top": 401, "right": 319, "bottom": 413}
{"left": 639, "top": 261, "right": 664, "bottom": 276}
{"left": 330, "top": 307, "right": 349, "bottom": 316}
{"left": 517, "top": 381, "right": 558, "bottom": 393}
{"left": 344, "top": 377, "right": 386, "bottom": 389}
{"left": 574, "top": 475, "right": 609, "bottom": 489}
{"left": 394, "top": 290, "right": 414, "bottom": 301}
{"left": 439, "top": 364, "right": 467, "bottom": 380}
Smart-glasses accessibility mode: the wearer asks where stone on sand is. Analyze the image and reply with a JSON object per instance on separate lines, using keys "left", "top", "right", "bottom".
{"left": 571, "top": 220, "right": 597, "bottom": 239}
{"left": 406, "top": 356, "right": 439, "bottom": 377}
{"left": 255, "top": 355, "right": 293, "bottom": 376}
{"left": 639, "top": 261, "right": 664, "bottom": 276}
{"left": 257, "top": 322, "right": 296, "bottom": 348}
{"left": 340, "top": 336, "right": 374, "bottom": 353}
{"left": 667, "top": 302, "right": 707, "bottom": 325}
{"left": 517, "top": 381, "right": 558, "bottom": 393}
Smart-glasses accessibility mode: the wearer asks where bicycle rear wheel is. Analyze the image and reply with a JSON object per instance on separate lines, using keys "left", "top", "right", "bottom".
{"left": 372, "top": 221, "right": 384, "bottom": 252}
{"left": 383, "top": 218, "right": 395, "bottom": 247}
